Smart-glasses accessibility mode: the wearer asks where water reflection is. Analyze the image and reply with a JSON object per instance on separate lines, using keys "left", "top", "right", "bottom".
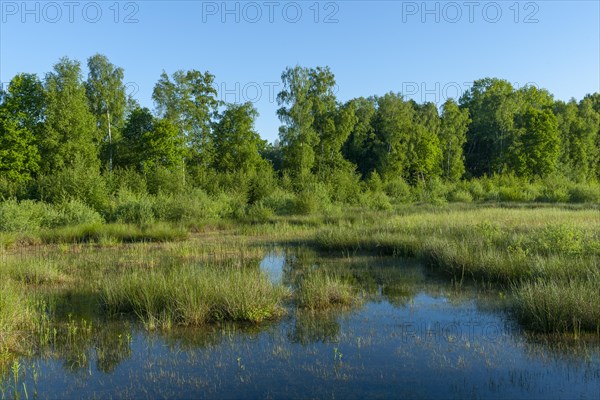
{"left": 2, "top": 248, "right": 599, "bottom": 399}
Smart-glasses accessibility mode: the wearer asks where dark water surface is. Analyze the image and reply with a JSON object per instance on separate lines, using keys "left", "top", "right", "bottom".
{"left": 3, "top": 250, "right": 599, "bottom": 399}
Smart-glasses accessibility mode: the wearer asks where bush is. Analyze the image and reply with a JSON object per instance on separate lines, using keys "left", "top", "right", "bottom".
{"left": 383, "top": 176, "right": 412, "bottom": 203}
{"left": 360, "top": 190, "right": 393, "bottom": 211}
{"left": 293, "top": 182, "right": 331, "bottom": 215}
{"left": 465, "top": 180, "right": 487, "bottom": 201}
{"left": 105, "top": 168, "right": 148, "bottom": 195}
{"left": 45, "top": 199, "right": 104, "bottom": 228}
{"left": 414, "top": 178, "right": 449, "bottom": 204}
{"left": 261, "top": 188, "right": 297, "bottom": 215}
{"left": 447, "top": 189, "right": 473, "bottom": 203}
{"left": 145, "top": 166, "right": 187, "bottom": 196}
{"left": 111, "top": 191, "right": 156, "bottom": 225}
{"left": 0, "top": 199, "right": 49, "bottom": 232}
{"left": 568, "top": 183, "right": 600, "bottom": 203}
{"left": 154, "top": 189, "right": 221, "bottom": 223}
{"left": 36, "top": 162, "right": 109, "bottom": 213}
{"left": 244, "top": 202, "right": 275, "bottom": 223}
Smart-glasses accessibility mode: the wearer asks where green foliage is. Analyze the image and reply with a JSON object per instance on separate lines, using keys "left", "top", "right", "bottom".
{"left": 111, "top": 191, "right": 156, "bottom": 225}
{"left": 293, "top": 181, "right": 332, "bottom": 215}
{"left": 413, "top": 178, "right": 449, "bottom": 204}
{"left": 46, "top": 200, "right": 104, "bottom": 228}
{"left": 152, "top": 69, "right": 219, "bottom": 167}
{"left": 85, "top": 54, "right": 127, "bottom": 170}
{"left": 42, "top": 57, "right": 99, "bottom": 173}
{"left": 36, "top": 160, "right": 109, "bottom": 213}
{"left": 447, "top": 188, "right": 473, "bottom": 203}
{"left": 508, "top": 106, "right": 560, "bottom": 177}
{"left": 382, "top": 176, "right": 413, "bottom": 203}
{"left": 211, "top": 102, "right": 266, "bottom": 174}
{"left": 439, "top": 99, "right": 470, "bottom": 181}
{"left": 0, "top": 108, "right": 40, "bottom": 187}
{"left": 0, "top": 199, "right": 102, "bottom": 232}
{"left": 0, "top": 199, "right": 49, "bottom": 232}
{"left": 0, "top": 73, "right": 45, "bottom": 190}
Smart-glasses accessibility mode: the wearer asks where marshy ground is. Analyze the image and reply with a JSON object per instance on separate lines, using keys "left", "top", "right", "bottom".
{"left": 0, "top": 203, "right": 599, "bottom": 398}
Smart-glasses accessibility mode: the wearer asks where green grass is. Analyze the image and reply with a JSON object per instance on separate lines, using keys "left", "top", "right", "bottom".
{"left": 296, "top": 271, "right": 358, "bottom": 311}
{"left": 514, "top": 277, "right": 600, "bottom": 334}
{"left": 101, "top": 263, "right": 290, "bottom": 329}
{"left": 38, "top": 222, "right": 188, "bottom": 244}
{"left": 0, "top": 283, "right": 34, "bottom": 358}
{"left": 308, "top": 206, "right": 600, "bottom": 333}
{"left": 0, "top": 203, "right": 598, "bottom": 357}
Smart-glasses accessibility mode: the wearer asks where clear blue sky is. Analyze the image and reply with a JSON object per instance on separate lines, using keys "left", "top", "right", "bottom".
{"left": 1, "top": 0, "right": 599, "bottom": 142}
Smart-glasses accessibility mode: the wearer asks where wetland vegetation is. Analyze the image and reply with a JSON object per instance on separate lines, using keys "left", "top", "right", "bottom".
{"left": 0, "top": 55, "right": 599, "bottom": 397}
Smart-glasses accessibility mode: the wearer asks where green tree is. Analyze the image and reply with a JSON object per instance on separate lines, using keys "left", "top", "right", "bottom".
{"left": 42, "top": 57, "right": 99, "bottom": 173}
{"left": 85, "top": 54, "right": 127, "bottom": 171}
{"left": 439, "top": 99, "right": 470, "bottom": 181}
{"left": 408, "top": 102, "right": 442, "bottom": 182}
{"left": 142, "top": 118, "right": 186, "bottom": 171}
{"left": 0, "top": 73, "right": 45, "bottom": 190}
{"left": 277, "top": 66, "right": 318, "bottom": 182}
{"left": 0, "top": 107, "right": 40, "bottom": 189}
{"left": 211, "top": 102, "right": 266, "bottom": 174}
{"left": 342, "top": 97, "right": 377, "bottom": 178}
{"left": 371, "top": 92, "right": 414, "bottom": 180}
{"left": 152, "top": 69, "right": 219, "bottom": 168}
{"left": 117, "top": 106, "right": 155, "bottom": 170}
{"left": 460, "top": 78, "right": 517, "bottom": 176}
{"left": 508, "top": 106, "right": 560, "bottom": 177}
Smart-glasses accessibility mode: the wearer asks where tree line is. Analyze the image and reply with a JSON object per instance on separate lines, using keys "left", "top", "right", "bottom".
{"left": 1, "top": 55, "right": 599, "bottom": 201}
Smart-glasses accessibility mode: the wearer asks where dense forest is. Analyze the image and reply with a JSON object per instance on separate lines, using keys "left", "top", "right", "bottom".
{"left": 0, "top": 55, "right": 599, "bottom": 229}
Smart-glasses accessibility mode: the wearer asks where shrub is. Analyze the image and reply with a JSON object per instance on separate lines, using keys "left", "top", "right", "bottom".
{"left": 105, "top": 168, "right": 148, "bottom": 195}
{"left": 45, "top": 199, "right": 104, "bottom": 228}
{"left": 360, "top": 190, "right": 393, "bottom": 211}
{"left": 293, "top": 182, "right": 331, "bottom": 215}
{"left": 36, "top": 162, "right": 109, "bottom": 213}
{"left": 383, "top": 176, "right": 412, "bottom": 203}
{"left": 538, "top": 175, "right": 570, "bottom": 203}
{"left": 0, "top": 199, "right": 49, "bottom": 232}
{"left": 414, "top": 178, "right": 449, "bottom": 204}
{"left": 447, "top": 189, "right": 473, "bottom": 203}
{"left": 154, "top": 189, "right": 222, "bottom": 223}
{"left": 244, "top": 202, "right": 275, "bottom": 223}
{"left": 112, "top": 192, "right": 156, "bottom": 225}
{"left": 261, "top": 188, "right": 297, "bottom": 215}
{"left": 465, "top": 180, "right": 487, "bottom": 201}
{"left": 568, "top": 183, "right": 600, "bottom": 203}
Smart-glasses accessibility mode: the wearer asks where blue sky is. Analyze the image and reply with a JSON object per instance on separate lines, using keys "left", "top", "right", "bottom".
{"left": 1, "top": 1, "right": 599, "bottom": 142}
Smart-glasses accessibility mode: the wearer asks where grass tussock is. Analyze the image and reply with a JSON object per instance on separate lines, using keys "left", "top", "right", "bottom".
{"left": 514, "top": 278, "right": 600, "bottom": 334}
{"left": 296, "top": 271, "right": 358, "bottom": 311}
{"left": 0, "top": 283, "right": 34, "bottom": 355}
{"left": 101, "top": 264, "right": 290, "bottom": 329}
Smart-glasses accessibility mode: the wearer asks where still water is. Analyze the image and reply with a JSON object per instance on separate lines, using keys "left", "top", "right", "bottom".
{"left": 3, "top": 250, "right": 599, "bottom": 399}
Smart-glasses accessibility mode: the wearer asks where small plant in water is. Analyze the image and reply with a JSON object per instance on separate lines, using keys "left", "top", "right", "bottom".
{"left": 333, "top": 347, "right": 343, "bottom": 365}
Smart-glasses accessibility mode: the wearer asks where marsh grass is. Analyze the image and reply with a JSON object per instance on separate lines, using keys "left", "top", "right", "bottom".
{"left": 101, "top": 263, "right": 290, "bottom": 329}
{"left": 309, "top": 207, "right": 600, "bottom": 333}
{"left": 38, "top": 223, "right": 188, "bottom": 244}
{"left": 296, "top": 271, "right": 358, "bottom": 311}
{"left": 0, "top": 284, "right": 34, "bottom": 358}
{"left": 514, "top": 277, "right": 600, "bottom": 334}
